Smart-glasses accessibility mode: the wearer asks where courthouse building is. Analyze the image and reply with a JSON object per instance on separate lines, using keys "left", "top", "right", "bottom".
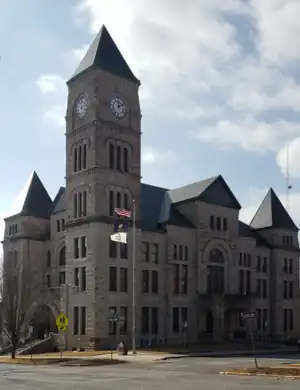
{"left": 2, "top": 26, "right": 300, "bottom": 349}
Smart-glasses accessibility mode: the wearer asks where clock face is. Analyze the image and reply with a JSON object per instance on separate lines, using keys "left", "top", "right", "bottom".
{"left": 76, "top": 93, "right": 89, "bottom": 118}
{"left": 110, "top": 97, "right": 128, "bottom": 119}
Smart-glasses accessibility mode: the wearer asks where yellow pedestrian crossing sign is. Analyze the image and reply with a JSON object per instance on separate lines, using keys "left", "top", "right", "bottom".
{"left": 56, "top": 313, "right": 69, "bottom": 332}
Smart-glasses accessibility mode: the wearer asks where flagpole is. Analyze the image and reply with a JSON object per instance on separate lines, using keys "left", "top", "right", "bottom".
{"left": 132, "top": 199, "right": 136, "bottom": 355}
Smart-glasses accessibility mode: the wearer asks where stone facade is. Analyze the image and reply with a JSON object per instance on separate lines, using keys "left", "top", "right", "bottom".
{"left": 2, "top": 25, "right": 300, "bottom": 350}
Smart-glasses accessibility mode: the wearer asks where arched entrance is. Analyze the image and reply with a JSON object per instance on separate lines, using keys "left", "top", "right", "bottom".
{"left": 205, "top": 310, "right": 214, "bottom": 333}
{"left": 30, "top": 305, "right": 56, "bottom": 339}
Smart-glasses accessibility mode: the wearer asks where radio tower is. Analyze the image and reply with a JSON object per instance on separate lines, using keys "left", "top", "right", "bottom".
{"left": 286, "top": 142, "right": 292, "bottom": 212}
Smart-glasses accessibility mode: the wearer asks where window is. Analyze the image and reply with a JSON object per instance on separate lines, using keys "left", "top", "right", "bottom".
{"left": 117, "top": 146, "right": 121, "bottom": 170}
{"left": 81, "top": 267, "right": 87, "bottom": 291}
{"left": 61, "top": 219, "right": 65, "bottom": 230}
{"left": 184, "top": 246, "right": 188, "bottom": 261}
{"left": 262, "top": 257, "right": 267, "bottom": 273}
{"left": 151, "top": 271, "right": 158, "bottom": 294}
{"left": 173, "top": 308, "right": 179, "bottom": 333}
{"left": 123, "top": 148, "right": 129, "bottom": 172}
{"left": 223, "top": 218, "right": 227, "bottom": 231}
{"left": 46, "top": 251, "right": 51, "bottom": 268}
{"left": 109, "top": 267, "right": 117, "bottom": 291}
{"left": 81, "top": 236, "right": 87, "bottom": 258}
{"left": 59, "top": 246, "right": 66, "bottom": 266}
{"left": 289, "top": 281, "right": 293, "bottom": 298}
{"left": 289, "top": 259, "right": 293, "bottom": 274}
{"left": 83, "top": 143, "right": 87, "bottom": 169}
{"left": 181, "top": 265, "right": 188, "bottom": 294}
{"left": 142, "top": 270, "right": 149, "bottom": 293}
{"left": 109, "top": 239, "right": 117, "bottom": 258}
{"left": 74, "top": 268, "right": 79, "bottom": 287}
{"left": 59, "top": 271, "right": 66, "bottom": 285}
{"left": 256, "top": 256, "right": 261, "bottom": 272}
{"left": 120, "top": 268, "right": 128, "bottom": 292}
{"left": 263, "top": 309, "right": 268, "bottom": 331}
{"left": 216, "top": 217, "right": 221, "bottom": 231}
{"left": 74, "top": 238, "right": 79, "bottom": 259}
{"left": 109, "top": 143, "right": 114, "bottom": 169}
{"left": 82, "top": 191, "right": 87, "bottom": 216}
{"left": 80, "top": 307, "right": 86, "bottom": 335}
{"left": 151, "top": 243, "right": 159, "bottom": 264}
{"left": 173, "top": 244, "right": 177, "bottom": 260}
{"left": 116, "top": 192, "right": 121, "bottom": 208}
{"left": 179, "top": 245, "right": 183, "bottom": 260}
{"left": 141, "top": 307, "right": 149, "bottom": 335}
{"left": 124, "top": 193, "right": 129, "bottom": 209}
{"left": 73, "top": 193, "right": 78, "bottom": 218}
{"left": 284, "top": 309, "right": 288, "bottom": 332}
{"left": 120, "top": 243, "right": 128, "bottom": 259}
{"left": 173, "top": 264, "right": 180, "bottom": 294}
{"left": 46, "top": 274, "right": 51, "bottom": 288}
{"left": 283, "top": 280, "right": 287, "bottom": 299}
{"left": 209, "top": 216, "right": 214, "bottom": 229}
{"left": 283, "top": 258, "right": 288, "bottom": 273}
{"left": 262, "top": 279, "right": 267, "bottom": 298}
{"left": 246, "top": 270, "right": 251, "bottom": 295}
{"left": 142, "top": 242, "right": 149, "bottom": 262}
{"left": 74, "top": 148, "right": 78, "bottom": 173}
{"left": 109, "top": 191, "right": 114, "bottom": 216}
{"left": 73, "top": 307, "right": 79, "bottom": 335}
{"left": 109, "top": 307, "right": 117, "bottom": 335}
{"left": 239, "top": 269, "right": 244, "bottom": 295}
{"left": 257, "top": 309, "right": 261, "bottom": 330}
{"left": 151, "top": 308, "right": 159, "bottom": 334}
{"left": 56, "top": 220, "right": 60, "bottom": 232}
{"left": 289, "top": 309, "right": 294, "bottom": 330}
{"left": 78, "top": 146, "right": 82, "bottom": 171}
{"left": 181, "top": 307, "right": 188, "bottom": 324}
{"left": 119, "top": 307, "right": 128, "bottom": 335}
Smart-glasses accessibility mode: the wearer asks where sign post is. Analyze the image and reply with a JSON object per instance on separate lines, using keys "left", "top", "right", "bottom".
{"left": 56, "top": 313, "right": 69, "bottom": 360}
{"left": 241, "top": 311, "right": 258, "bottom": 368}
{"left": 106, "top": 314, "right": 119, "bottom": 360}
{"left": 28, "top": 326, "right": 33, "bottom": 360}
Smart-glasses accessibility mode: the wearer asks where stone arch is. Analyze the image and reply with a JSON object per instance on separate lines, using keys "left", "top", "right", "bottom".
{"left": 29, "top": 302, "right": 59, "bottom": 339}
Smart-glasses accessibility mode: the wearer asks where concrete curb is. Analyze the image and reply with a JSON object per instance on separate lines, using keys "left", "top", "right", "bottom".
{"left": 220, "top": 371, "right": 300, "bottom": 380}
{"left": 158, "top": 348, "right": 298, "bottom": 361}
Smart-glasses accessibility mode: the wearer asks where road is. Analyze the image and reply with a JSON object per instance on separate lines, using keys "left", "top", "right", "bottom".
{"left": 0, "top": 354, "right": 300, "bottom": 389}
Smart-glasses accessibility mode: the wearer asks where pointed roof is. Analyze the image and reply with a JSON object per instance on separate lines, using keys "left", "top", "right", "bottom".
{"left": 68, "top": 25, "right": 140, "bottom": 84}
{"left": 250, "top": 188, "right": 298, "bottom": 232}
{"left": 168, "top": 175, "right": 241, "bottom": 210}
{"left": 5, "top": 172, "right": 53, "bottom": 220}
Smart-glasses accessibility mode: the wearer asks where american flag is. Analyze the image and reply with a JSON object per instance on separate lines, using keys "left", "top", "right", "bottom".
{"left": 114, "top": 208, "right": 132, "bottom": 218}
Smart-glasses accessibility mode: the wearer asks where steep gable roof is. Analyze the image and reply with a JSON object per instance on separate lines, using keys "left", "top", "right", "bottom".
{"left": 5, "top": 171, "right": 53, "bottom": 220}
{"left": 250, "top": 188, "right": 298, "bottom": 232}
{"left": 68, "top": 25, "right": 140, "bottom": 84}
{"left": 50, "top": 187, "right": 66, "bottom": 214}
{"left": 168, "top": 175, "right": 241, "bottom": 210}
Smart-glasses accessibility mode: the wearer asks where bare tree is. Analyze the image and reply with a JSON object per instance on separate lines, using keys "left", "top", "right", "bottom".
{"left": 0, "top": 250, "right": 42, "bottom": 359}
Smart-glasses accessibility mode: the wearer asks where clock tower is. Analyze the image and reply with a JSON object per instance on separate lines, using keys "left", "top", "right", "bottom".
{"left": 63, "top": 25, "right": 141, "bottom": 349}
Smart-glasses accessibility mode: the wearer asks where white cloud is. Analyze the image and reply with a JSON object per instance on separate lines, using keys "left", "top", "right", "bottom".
{"left": 36, "top": 75, "right": 65, "bottom": 94}
{"left": 277, "top": 138, "right": 300, "bottom": 179}
{"left": 71, "top": 0, "right": 300, "bottom": 156}
{"left": 142, "top": 147, "right": 174, "bottom": 164}
{"left": 43, "top": 105, "right": 66, "bottom": 129}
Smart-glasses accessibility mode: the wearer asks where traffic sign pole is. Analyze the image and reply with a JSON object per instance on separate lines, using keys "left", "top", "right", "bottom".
{"left": 241, "top": 312, "right": 258, "bottom": 369}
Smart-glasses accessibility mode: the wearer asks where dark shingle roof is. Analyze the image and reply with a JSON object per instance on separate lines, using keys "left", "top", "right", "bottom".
{"left": 68, "top": 25, "right": 140, "bottom": 84}
{"left": 168, "top": 175, "right": 241, "bottom": 210}
{"left": 250, "top": 188, "right": 298, "bottom": 232}
{"left": 238, "top": 221, "right": 271, "bottom": 248}
{"left": 51, "top": 187, "right": 66, "bottom": 214}
{"left": 140, "top": 184, "right": 194, "bottom": 231}
{"left": 10, "top": 171, "right": 53, "bottom": 219}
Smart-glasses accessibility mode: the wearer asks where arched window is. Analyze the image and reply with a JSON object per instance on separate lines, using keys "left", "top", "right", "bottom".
{"left": 117, "top": 146, "right": 121, "bottom": 171}
{"left": 59, "top": 246, "right": 66, "bottom": 266}
{"left": 78, "top": 146, "right": 82, "bottom": 171}
{"left": 216, "top": 217, "right": 221, "bottom": 231}
{"left": 109, "top": 143, "right": 114, "bottom": 169}
{"left": 73, "top": 147, "right": 78, "bottom": 173}
{"left": 83, "top": 143, "right": 87, "bottom": 169}
{"left": 116, "top": 192, "right": 121, "bottom": 208}
{"left": 123, "top": 148, "right": 129, "bottom": 172}
{"left": 109, "top": 191, "right": 114, "bottom": 216}
{"left": 209, "top": 249, "right": 224, "bottom": 264}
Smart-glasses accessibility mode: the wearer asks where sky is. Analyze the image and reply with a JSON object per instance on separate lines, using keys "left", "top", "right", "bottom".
{"left": 1, "top": 0, "right": 300, "bottom": 247}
